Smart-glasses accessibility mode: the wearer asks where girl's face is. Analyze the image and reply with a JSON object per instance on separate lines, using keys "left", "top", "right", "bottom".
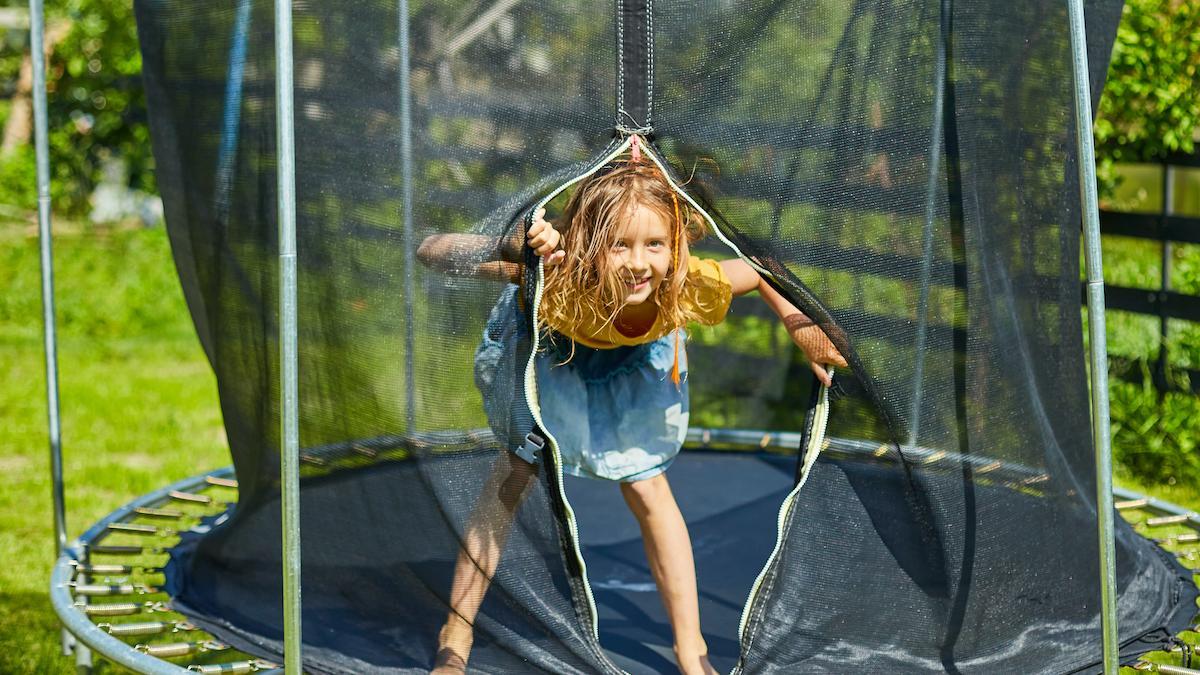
{"left": 608, "top": 203, "right": 673, "bottom": 306}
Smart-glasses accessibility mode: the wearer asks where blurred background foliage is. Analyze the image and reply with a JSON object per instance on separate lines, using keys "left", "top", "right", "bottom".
{"left": 1095, "top": 0, "right": 1199, "bottom": 191}
{"left": 0, "top": 0, "right": 148, "bottom": 215}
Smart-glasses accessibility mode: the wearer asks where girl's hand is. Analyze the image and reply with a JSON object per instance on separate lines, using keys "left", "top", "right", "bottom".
{"left": 528, "top": 208, "right": 566, "bottom": 266}
{"left": 783, "top": 314, "right": 848, "bottom": 387}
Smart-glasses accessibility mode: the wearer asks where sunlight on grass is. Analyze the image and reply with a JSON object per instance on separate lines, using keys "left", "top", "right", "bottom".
{"left": 1, "top": 223, "right": 227, "bottom": 673}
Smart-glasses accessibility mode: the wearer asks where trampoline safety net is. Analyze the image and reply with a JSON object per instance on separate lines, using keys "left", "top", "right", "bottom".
{"left": 133, "top": 0, "right": 1197, "bottom": 672}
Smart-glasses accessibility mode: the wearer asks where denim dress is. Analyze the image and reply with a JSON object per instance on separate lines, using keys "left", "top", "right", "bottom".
{"left": 474, "top": 284, "right": 688, "bottom": 483}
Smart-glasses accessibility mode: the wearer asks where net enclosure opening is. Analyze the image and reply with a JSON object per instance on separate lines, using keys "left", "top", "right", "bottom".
{"left": 131, "top": 0, "right": 1197, "bottom": 672}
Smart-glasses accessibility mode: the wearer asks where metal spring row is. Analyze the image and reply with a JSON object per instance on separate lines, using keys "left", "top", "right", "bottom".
{"left": 1121, "top": 499, "right": 1200, "bottom": 674}
{"left": 71, "top": 476, "right": 278, "bottom": 673}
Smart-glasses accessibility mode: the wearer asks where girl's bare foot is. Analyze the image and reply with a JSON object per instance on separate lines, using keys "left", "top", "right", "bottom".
{"left": 674, "top": 645, "right": 719, "bottom": 675}
{"left": 430, "top": 617, "right": 473, "bottom": 674}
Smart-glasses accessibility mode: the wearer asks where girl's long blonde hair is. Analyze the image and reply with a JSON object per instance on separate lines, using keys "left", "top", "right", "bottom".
{"left": 540, "top": 156, "right": 710, "bottom": 341}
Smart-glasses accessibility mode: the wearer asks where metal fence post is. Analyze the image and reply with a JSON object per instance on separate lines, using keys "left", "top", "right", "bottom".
{"left": 1156, "top": 163, "right": 1175, "bottom": 391}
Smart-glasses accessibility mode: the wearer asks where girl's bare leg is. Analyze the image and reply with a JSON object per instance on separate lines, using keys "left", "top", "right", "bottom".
{"left": 620, "top": 473, "right": 718, "bottom": 675}
{"left": 432, "top": 452, "right": 537, "bottom": 674}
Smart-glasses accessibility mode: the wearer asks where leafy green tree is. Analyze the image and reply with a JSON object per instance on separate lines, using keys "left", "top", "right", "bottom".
{"left": 0, "top": 0, "right": 149, "bottom": 216}
{"left": 1095, "top": 0, "right": 1200, "bottom": 188}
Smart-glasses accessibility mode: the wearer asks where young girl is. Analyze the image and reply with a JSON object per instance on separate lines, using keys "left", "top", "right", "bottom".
{"left": 419, "top": 138, "right": 846, "bottom": 675}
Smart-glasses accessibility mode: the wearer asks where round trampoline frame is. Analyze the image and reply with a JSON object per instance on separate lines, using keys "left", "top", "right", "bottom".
{"left": 45, "top": 431, "right": 1200, "bottom": 674}
{"left": 23, "top": 0, "right": 1158, "bottom": 672}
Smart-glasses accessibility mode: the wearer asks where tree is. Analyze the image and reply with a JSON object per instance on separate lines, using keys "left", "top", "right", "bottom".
{"left": 0, "top": 0, "right": 149, "bottom": 216}
{"left": 1095, "top": 0, "right": 1200, "bottom": 188}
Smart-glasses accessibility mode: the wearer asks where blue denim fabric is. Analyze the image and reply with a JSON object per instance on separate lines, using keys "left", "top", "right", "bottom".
{"left": 475, "top": 284, "right": 688, "bottom": 483}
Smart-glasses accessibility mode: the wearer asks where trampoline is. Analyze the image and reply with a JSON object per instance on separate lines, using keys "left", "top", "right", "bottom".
{"left": 47, "top": 435, "right": 1200, "bottom": 673}
{"left": 29, "top": 0, "right": 1200, "bottom": 673}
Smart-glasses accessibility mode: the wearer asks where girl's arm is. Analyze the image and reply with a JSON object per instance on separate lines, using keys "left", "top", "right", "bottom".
{"left": 416, "top": 231, "right": 522, "bottom": 282}
{"left": 719, "top": 258, "right": 848, "bottom": 386}
{"left": 417, "top": 209, "right": 562, "bottom": 282}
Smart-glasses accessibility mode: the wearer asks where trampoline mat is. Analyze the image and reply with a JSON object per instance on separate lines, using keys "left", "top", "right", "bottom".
{"left": 167, "top": 448, "right": 1196, "bottom": 674}
{"left": 568, "top": 451, "right": 794, "bottom": 674}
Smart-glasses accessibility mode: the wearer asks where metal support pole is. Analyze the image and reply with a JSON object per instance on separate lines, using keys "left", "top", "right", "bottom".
{"left": 274, "top": 0, "right": 302, "bottom": 671}
{"left": 30, "top": 0, "right": 66, "bottom": 562}
{"left": 31, "top": 0, "right": 83, "bottom": 663}
{"left": 1066, "top": 0, "right": 1118, "bottom": 671}
{"left": 908, "top": 0, "right": 950, "bottom": 447}
{"left": 399, "top": 0, "right": 416, "bottom": 431}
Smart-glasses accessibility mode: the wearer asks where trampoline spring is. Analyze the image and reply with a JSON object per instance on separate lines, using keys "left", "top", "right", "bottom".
{"left": 975, "top": 460, "right": 1003, "bottom": 474}
{"left": 205, "top": 475, "right": 238, "bottom": 489}
{"left": 169, "top": 490, "right": 213, "bottom": 505}
{"left": 98, "top": 620, "right": 196, "bottom": 637}
{"left": 921, "top": 449, "right": 948, "bottom": 465}
{"left": 136, "top": 640, "right": 229, "bottom": 658}
{"left": 351, "top": 443, "right": 378, "bottom": 458}
{"left": 188, "top": 659, "right": 278, "bottom": 674}
{"left": 758, "top": 433, "right": 771, "bottom": 448}
{"left": 1157, "top": 665, "right": 1200, "bottom": 675}
{"left": 1116, "top": 498, "right": 1150, "bottom": 510}
{"left": 78, "top": 600, "right": 171, "bottom": 616}
{"left": 1146, "top": 514, "right": 1195, "bottom": 527}
{"left": 88, "top": 544, "right": 157, "bottom": 556}
{"left": 72, "top": 562, "right": 131, "bottom": 575}
{"left": 1172, "top": 533, "right": 1200, "bottom": 544}
{"left": 300, "top": 453, "right": 327, "bottom": 466}
{"left": 700, "top": 429, "right": 711, "bottom": 445}
{"left": 73, "top": 563, "right": 161, "bottom": 577}
{"left": 79, "top": 602, "right": 143, "bottom": 616}
{"left": 1020, "top": 473, "right": 1050, "bottom": 485}
{"left": 69, "top": 583, "right": 157, "bottom": 597}
{"left": 134, "top": 506, "right": 187, "bottom": 520}
{"left": 873, "top": 444, "right": 890, "bottom": 458}
{"left": 187, "top": 663, "right": 253, "bottom": 675}
{"left": 107, "top": 522, "right": 168, "bottom": 536}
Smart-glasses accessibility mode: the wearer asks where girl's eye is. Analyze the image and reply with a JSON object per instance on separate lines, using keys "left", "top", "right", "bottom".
{"left": 611, "top": 241, "right": 627, "bottom": 251}
{"left": 649, "top": 240, "right": 666, "bottom": 248}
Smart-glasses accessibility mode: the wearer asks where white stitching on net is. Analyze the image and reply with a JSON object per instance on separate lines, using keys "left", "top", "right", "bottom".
{"left": 615, "top": 118, "right": 652, "bottom": 136}
{"left": 617, "top": 0, "right": 624, "bottom": 114}
{"left": 646, "top": 0, "right": 653, "bottom": 125}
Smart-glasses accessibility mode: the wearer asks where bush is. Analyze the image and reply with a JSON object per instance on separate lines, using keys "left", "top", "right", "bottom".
{"left": 0, "top": 0, "right": 151, "bottom": 216}
{"left": 1095, "top": 0, "right": 1200, "bottom": 192}
{"left": 1110, "top": 365, "right": 1200, "bottom": 485}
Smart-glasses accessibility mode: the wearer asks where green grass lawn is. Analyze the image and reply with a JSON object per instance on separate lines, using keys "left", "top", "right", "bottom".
{"left": 1, "top": 221, "right": 1197, "bottom": 672}
{"left": 1, "top": 223, "right": 227, "bottom": 673}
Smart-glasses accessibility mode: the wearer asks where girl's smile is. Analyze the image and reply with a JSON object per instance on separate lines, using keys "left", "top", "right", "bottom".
{"left": 609, "top": 203, "right": 674, "bottom": 306}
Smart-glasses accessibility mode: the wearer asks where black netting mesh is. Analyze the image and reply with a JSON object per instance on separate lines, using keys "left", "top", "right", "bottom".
{"left": 135, "top": 0, "right": 1196, "bottom": 673}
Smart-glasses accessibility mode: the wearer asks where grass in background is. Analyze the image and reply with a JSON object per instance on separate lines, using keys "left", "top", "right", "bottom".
{"left": 1102, "top": 165, "right": 1200, "bottom": 490}
{"left": 1, "top": 221, "right": 226, "bottom": 673}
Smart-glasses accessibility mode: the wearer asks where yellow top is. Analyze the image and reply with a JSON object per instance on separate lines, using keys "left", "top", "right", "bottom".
{"left": 544, "top": 257, "right": 733, "bottom": 349}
